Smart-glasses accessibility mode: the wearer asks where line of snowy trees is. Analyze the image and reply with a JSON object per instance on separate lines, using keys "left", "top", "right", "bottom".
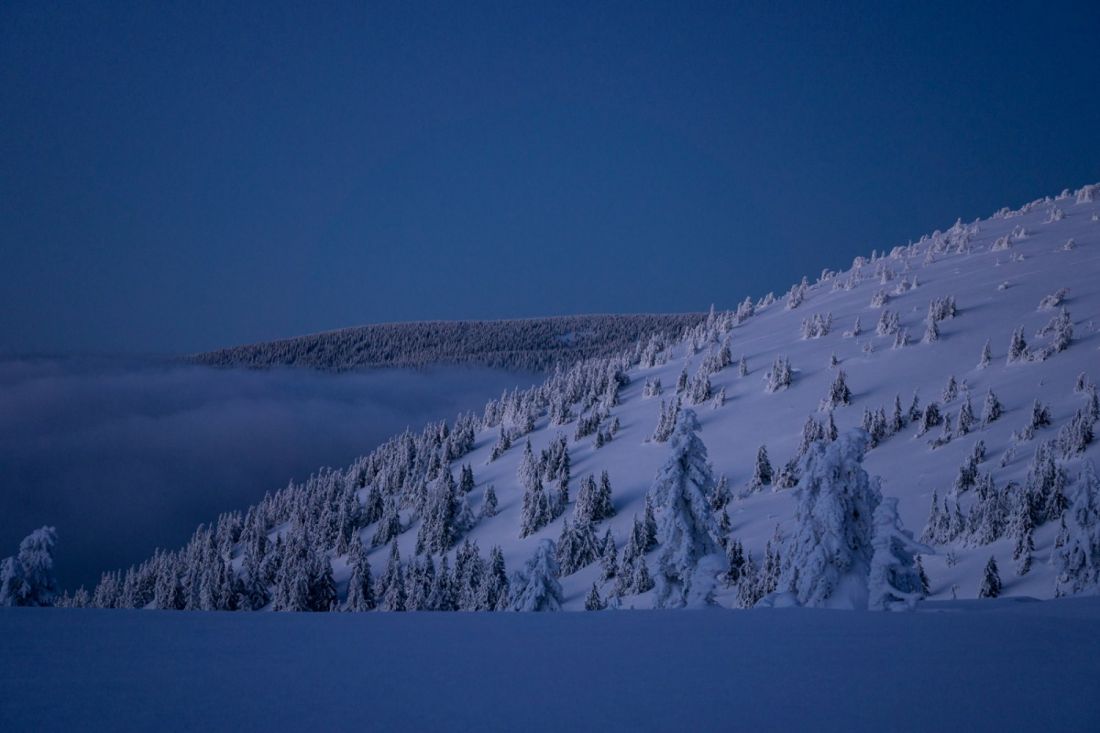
{"left": 191, "top": 313, "right": 705, "bottom": 372}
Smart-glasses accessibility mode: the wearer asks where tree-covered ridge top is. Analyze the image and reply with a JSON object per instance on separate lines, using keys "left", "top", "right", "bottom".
{"left": 189, "top": 313, "right": 707, "bottom": 372}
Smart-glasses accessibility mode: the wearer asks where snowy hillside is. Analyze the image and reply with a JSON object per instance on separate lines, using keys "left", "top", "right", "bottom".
{"left": 23, "top": 182, "right": 1100, "bottom": 614}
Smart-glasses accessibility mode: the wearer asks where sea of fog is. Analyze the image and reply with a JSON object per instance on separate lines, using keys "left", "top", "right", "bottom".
{"left": 0, "top": 356, "right": 538, "bottom": 590}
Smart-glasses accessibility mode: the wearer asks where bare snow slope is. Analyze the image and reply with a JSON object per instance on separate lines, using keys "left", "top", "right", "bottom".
{"left": 3, "top": 598, "right": 1099, "bottom": 732}
{"left": 360, "top": 185, "right": 1100, "bottom": 608}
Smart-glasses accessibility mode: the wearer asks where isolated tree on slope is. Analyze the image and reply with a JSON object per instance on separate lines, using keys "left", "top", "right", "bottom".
{"left": 978, "top": 557, "right": 1001, "bottom": 599}
{"left": 511, "top": 539, "right": 563, "bottom": 612}
{"left": 0, "top": 526, "right": 59, "bottom": 607}
{"left": 1053, "top": 461, "right": 1100, "bottom": 596}
{"left": 868, "top": 498, "right": 930, "bottom": 610}
{"left": 751, "top": 445, "right": 773, "bottom": 491}
{"left": 648, "top": 409, "right": 722, "bottom": 608}
{"left": 778, "top": 430, "right": 882, "bottom": 608}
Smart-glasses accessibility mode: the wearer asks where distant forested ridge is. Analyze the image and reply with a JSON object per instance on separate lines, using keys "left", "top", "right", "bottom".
{"left": 189, "top": 314, "right": 707, "bottom": 372}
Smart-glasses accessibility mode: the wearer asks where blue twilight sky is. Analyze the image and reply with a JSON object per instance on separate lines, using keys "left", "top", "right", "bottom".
{"left": 2, "top": 1, "right": 1098, "bottom": 355}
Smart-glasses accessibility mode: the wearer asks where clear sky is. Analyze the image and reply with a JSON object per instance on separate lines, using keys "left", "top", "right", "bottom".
{"left": 2, "top": 1, "right": 1098, "bottom": 355}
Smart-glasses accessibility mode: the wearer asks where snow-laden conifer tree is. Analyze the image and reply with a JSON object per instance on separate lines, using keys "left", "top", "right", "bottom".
{"left": 978, "top": 556, "right": 1001, "bottom": 599}
{"left": 981, "top": 389, "right": 1003, "bottom": 427}
{"left": 978, "top": 339, "right": 992, "bottom": 369}
{"left": 764, "top": 357, "right": 793, "bottom": 393}
{"left": 648, "top": 409, "right": 722, "bottom": 608}
{"left": 867, "top": 498, "right": 930, "bottom": 610}
{"left": 510, "top": 539, "right": 563, "bottom": 612}
{"left": 750, "top": 445, "right": 773, "bottom": 491}
{"left": 343, "top": 536, "right": 376, "bottom": 611}
{"left": 379, "top": 541, "right": 406, "bottom": 612}
{"left": 777, "top": 430, "right": 882, "bottom": 608}
{"left": 1052, "top": 461, "right": 1100, "bottom": 596}
{"left": 0, "top": 526, "right": 59, "bottom": 607}
{"left": 556, "top": 518, "right": 601, "bottom": 576}
{"left": 478, "top": 546, "right": 510, "bottom": 611}
{"left": 480, "top": 484, "right": 498, "bottom": 518}
{"left": 1007, "top": 326, "right": 1028, "bottom": 364}
{"left": 584, "top": 583, "right": 605, "bottom": 611}
{"left": 820, "top": 370, "right": 852, "bottom": 411}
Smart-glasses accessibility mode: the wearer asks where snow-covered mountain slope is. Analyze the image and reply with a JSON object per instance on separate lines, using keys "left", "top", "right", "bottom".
{"left": 60, "top": 183, "right": 1100, "bottom": 613}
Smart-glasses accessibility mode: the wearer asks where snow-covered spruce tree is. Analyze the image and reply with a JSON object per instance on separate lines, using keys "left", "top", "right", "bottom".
{"left": 914, "top": 401, "right": 942, "bottom": 437}
{"left": 981, "top": 389, "right": 1003, "bottom": 427}
{"left": 1053, "top": 461, "right": 1100, "bottom": 596}
{"left": 1058, "top": 409, "right": 1095, "bottom": 458}
{"left": 737, "top": 355, "right": 748, "bottom": 377}
{"left": 1036, "top": 307, "right": 1073, "bottom": 355}
{"left": 1006, "top": 326, "right": 1028, "bottom": 364}
{"left": 0, "top": 526, "right": 59, "bottom": 607}
{"left": 584, "top": 583, "right": 605, "bottom": 611}
{"left": 978, "top": 339, "right": 992, "bottom": 369}
{"left": 453, "top": 539, "right": 485, "bottom": 611}
{"left": 405, "top": 555, "right": 436, "bottom": 611}
{"left": 478, "top": 546, "right": 510, "bottom": 611}
{"left": 764, "top": 357, "right": 793, "bottom": 393}
{"left": 378, "top": 541, "right": 406, "bottom": 612}
{"left": 867, "top": 498, "right": 931, "bottom": 611}
{"left": 798, "top": 415, "right": 825, "bottom": 456}
{"left": 429, "top": 555, "right": 455, "bottom": 611}
{"left": 556, "top": 518, "right": 601, "bottom": 576}
{"left": 520, "top": 474, "right": 552, "bottom": 538}
{"left": 957, "top": 394, "right": 975, "bottom": 436}
{"left": 675, "top": 366, "right": 689, "bottom": 394}
{"left": 648, "top": 409, "right": 723, "bottom": 608}
{"left": 510, "top": 539, "right": 563, "bottom": 612}
{"left": 922, "top": 318, "right": 939, "bottom": 344}
{"left": 599, "top": 530, "right": 618, "bottom": 581}
{"left": 372, "top": 498, "right": 402, "bottom": 548}
{"left": 651, "top": 397, "right": 682, "bottom": 442}
{"left": 344, "top": 536, "right": 376, "bottom": 611}
{"left": 777, "top": 430, "right": 882, "bottom": 608}
{"left": 723, "top": 538, "right": 746, "bottom": 587}
{"left": 1011, "top": 501, "right": 1035, "bottom": 576}
{"left": 941, "top": 376, "right": 958, "bottom": 404}
{"left": 480, "top": 484, "right": 498, "bottom": 518}
{"left": 977, "top": 557, "right": 1001, "bottom": 599}
{"left": 750, "top": 445, "right": 773, "bottom": 491}
{"left": 820, "top": 370, "right": 852, "bottom": 411}
{"left": 416, "top": 471, "right": 458, "bottom": 555}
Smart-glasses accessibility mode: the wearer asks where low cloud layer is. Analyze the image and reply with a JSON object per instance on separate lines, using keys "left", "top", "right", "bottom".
{"left": 0, "top": 357, "right": 533, "bottom": 590}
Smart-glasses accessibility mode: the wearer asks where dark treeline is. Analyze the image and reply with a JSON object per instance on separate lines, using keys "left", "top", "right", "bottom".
{"left": 189, "top": 314, "right": 705, "bottom": 372}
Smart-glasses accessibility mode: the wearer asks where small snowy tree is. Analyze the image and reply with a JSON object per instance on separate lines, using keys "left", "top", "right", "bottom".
{"left": 510, "top": 539, "right": 563, "bottom": 612}
{"left": 981, "top": 389, "right": 1003, "bottom": 426}
{"left": 977, "top": 556, "right": 1001, "bottom": 599}
{"left": 1007, "top": 326, "right": 1028, "bottom": 364}
{"left": 764, "top": 357, "right": 793, "bottom": 394}
{"left": 820, "top": 370, "right": 852, "bottom": 411}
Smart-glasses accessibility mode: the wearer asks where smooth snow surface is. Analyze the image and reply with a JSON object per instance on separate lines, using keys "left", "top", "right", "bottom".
{"left": 2, "top": 600, "right": 1099, "bottom": 732}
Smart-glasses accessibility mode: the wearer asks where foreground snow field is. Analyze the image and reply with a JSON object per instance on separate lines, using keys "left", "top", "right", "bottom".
{"left": 3, "top": 599, "right": 1099, "bottom": 732}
